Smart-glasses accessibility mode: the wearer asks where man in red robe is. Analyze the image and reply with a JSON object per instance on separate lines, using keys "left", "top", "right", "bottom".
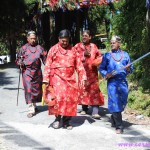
{"left": 74, "top": 30, "right": 104, "bottom": 119}
{"left": 16, "top": 31, "right": 47, "bottom": 118}
{"left": 43, "top": 29, "right": 86, "bottom": 130}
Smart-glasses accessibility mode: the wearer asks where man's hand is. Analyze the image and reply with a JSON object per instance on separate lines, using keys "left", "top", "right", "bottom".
{"left": 18, "top": 56, "right": 25, "bottom": 69}
{"left": 125, "top": 64, "right": 131, "bottom": 72}
{"left": 105, "top": 73, "right": 113, "bottom": 80}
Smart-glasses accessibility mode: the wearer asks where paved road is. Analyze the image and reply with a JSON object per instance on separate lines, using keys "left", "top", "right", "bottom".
{"left": 0, "top": 63, "right": 150, "bottom": 150}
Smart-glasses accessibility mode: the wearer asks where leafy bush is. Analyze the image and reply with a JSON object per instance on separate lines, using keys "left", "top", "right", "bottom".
{"left": 0, "top": 42, "right": 9, "bottom": 55}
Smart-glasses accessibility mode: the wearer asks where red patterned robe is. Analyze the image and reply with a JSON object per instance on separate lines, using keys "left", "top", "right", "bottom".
{"left": 74, "top": 42, "right": 104, "bottom": 106}
{"left": 43, "top": 43, "right": 86, "bottom": 116}
{"left": 16, "top": 43, "right": 47, "bottom": 104}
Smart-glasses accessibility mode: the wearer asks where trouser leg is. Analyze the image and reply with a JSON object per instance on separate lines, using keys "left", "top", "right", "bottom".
{"left": 55, "top": 115, "right": 61, "bottom": 122}
{"left": 82, "top": 105, "right": 88, "bottom": 112}
{"left": 111, "top": 114, "right": 116, "bottom": 127}
{"left": 112, "top": 112, "right": 123, "bottom": 130}
{"left": 92, "top": 105, "right": 99, "bottom": 115}
{"left": 62, "top": 116, "right": 72, "bottom": 126}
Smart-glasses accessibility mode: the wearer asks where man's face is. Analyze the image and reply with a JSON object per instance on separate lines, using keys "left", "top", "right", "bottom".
{"left": 27, "top": 34, "right": 36, "bottom": 46}
{"left": 82, "top": 33, "right": 91, "bottom": 44}
{"left": 59, "top": 37, "right": 69, "bottom": 48}
{"left": 110, "top": 40, "right": 120, "bottom": 50}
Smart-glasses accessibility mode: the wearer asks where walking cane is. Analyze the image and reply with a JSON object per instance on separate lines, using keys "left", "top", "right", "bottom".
{"left": 17, "top": 68, "right": 21, "bottom": 106}
{"left": 17, "top": 56, "right": 23, "bottom": 106}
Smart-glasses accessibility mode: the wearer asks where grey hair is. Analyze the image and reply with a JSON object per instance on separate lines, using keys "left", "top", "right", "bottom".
{"left": 58, "top": 29, "right": 71, "bottom": 38}
{"left": 27, "top": 31, "right": 36, "bottom": 37}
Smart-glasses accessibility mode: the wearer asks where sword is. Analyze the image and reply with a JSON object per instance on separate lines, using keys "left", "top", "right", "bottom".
{"left": 111, "top": 51, "right": 150, "bottom": 76}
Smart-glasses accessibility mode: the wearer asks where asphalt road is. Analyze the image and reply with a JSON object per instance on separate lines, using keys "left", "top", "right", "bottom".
{"left": 0, "top": 63, "right": 150, "bottom": 150}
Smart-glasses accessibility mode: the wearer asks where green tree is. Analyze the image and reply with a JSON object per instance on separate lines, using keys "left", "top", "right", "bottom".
{"left": 0, "top": 0, "right": 40, "bottom": 62}
{"left": 110, "top": 0, "right": 150, "bottom": 116}
{"left": 111, "top": 0, "right": 149, "bottom": 90}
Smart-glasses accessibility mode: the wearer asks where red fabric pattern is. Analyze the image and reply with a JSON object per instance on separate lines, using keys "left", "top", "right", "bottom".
{"left": 74, "top": 42, "right": 104, "bottom": 106}
{"left": 43, "top": 43, "right": 86, "bottom": 116}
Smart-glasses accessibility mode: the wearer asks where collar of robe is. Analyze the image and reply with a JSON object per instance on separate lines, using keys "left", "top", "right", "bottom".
{"left": 111, "top": 49, "right": 124, "bottom": 62}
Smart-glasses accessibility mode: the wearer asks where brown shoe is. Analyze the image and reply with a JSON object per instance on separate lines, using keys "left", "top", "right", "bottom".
{"left": 116, "top": 129, "right": 123, "bottom": 134}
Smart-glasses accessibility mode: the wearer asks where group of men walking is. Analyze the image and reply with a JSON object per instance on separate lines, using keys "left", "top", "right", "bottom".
{"left": 16, "top": 29, "right": 133, "bottom": 134}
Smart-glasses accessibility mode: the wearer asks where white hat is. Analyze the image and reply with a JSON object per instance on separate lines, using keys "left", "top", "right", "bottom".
{"left": 111, "top": 35, "right": 121, "bottom": 42}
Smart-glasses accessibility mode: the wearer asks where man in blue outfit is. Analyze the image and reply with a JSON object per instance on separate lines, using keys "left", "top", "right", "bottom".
{"left": 99, "top": 35, "right": 133, "bottom": 134}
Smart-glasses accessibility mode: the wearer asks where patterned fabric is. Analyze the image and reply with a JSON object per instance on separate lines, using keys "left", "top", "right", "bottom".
{"left": 43, "top": 43, "right": 86, "bottom": 116}
{"left": 74, "top": 42, "right": 104, "bottom": 106}
{"left": 16, "top": 43, "right": 47, "bottom": 104}
{"left": 99, "top": 49, "right": 133, "bottom": 112}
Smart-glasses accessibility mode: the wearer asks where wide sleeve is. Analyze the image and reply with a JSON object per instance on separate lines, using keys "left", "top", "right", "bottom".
{"left": 15, "top": 48, "right": 23, "bottom": 65}
{"left": 98, "top": 53, "right": 108, "bottom": 78}
{"left": 43, "top": 48, "right": 53, "bottom": 84}
{"left": 40, "top": 46, "right": 47, "bottom": 65}
{"left": 92, "top": 44, "right": 102, "bottom": 66}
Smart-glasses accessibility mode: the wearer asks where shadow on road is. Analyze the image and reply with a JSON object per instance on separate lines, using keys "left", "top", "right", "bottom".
{"left": 71, "top": 116, "right": 96, "bottom": 127}
{"left": 0, "top": 62, "right": 17, "bottom": 69}
{"left": 3, "top": 87, "right": 24, "bottom": 90}
{"left": 0, "top": 72, "right": 14, "bottom": 86}
{"left": 37, "top": 105, "right": 48, "bottom": 113}
{"left": 0, "top": 121, "right": 53, "bottom": 150}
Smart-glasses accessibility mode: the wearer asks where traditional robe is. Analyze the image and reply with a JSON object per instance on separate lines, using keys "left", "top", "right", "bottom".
{"left": 99, "top": 49, "right": 133, "bottom": 112}
{"left": 74, "top": 42, "right": 104, "bottom": 106}
{"left": 43, "top": 43, "right": 86, "bottom": 116}
{"left": 16, "top": 43, "right": 47, "bottom": 104}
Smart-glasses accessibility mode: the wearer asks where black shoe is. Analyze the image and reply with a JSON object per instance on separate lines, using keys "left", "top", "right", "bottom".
{"left": 116, "top": 128, "right": 123, "bottom": 134}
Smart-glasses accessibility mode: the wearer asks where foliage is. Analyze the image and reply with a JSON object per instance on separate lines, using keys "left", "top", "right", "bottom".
{"left": 110, "top": 0, "right": 150, "bottom": 116}
{"left": 99, "top": 79, "right": 108, "bottom": 99}
{"left": 88, "top": 5, "right": 110, "bottom": 35}
{"left": 0, "top": 0, "right": 41, "bottom": 59}
{"left": 88, "top": 5, "right": 110, "bottom": 49}
{"left": 89, "top": 1, "right": 150, "bottom": 116}
{"left": 0, "top": 42, "right": 9, "bottom": 56}
{"left": 128, "top": 82, "right": 150, "bottom": 116}
{"left": 111, "top": 0, "right": 150, "bottom": 91}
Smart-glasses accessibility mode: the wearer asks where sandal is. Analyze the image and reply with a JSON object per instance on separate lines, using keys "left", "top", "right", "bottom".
{"left": 63, "top": 124, "right": 73, "bottom": 130}
{"left": 92, "top": 114, "right": 101, "bottom": 119}
{"left": 80, "top": 111, "right": 87, "bottom": 115}
{"left": 52, "top": 121, "right": 60, "bottom": 129}
{"left": 27, "top": 113, "right": 34, "bottom": 118}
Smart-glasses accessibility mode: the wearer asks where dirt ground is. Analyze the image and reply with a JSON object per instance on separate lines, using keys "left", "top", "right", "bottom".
{"left": 123, "top": 107, "right": 150, "bottom": 129}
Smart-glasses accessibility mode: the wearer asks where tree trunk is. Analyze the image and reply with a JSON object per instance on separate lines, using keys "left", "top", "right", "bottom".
{"left": 9, "top": 38, "right": 16, "bottom": 62}
{"left": 42, "top": 12, "right": 50, "bottom": 50}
